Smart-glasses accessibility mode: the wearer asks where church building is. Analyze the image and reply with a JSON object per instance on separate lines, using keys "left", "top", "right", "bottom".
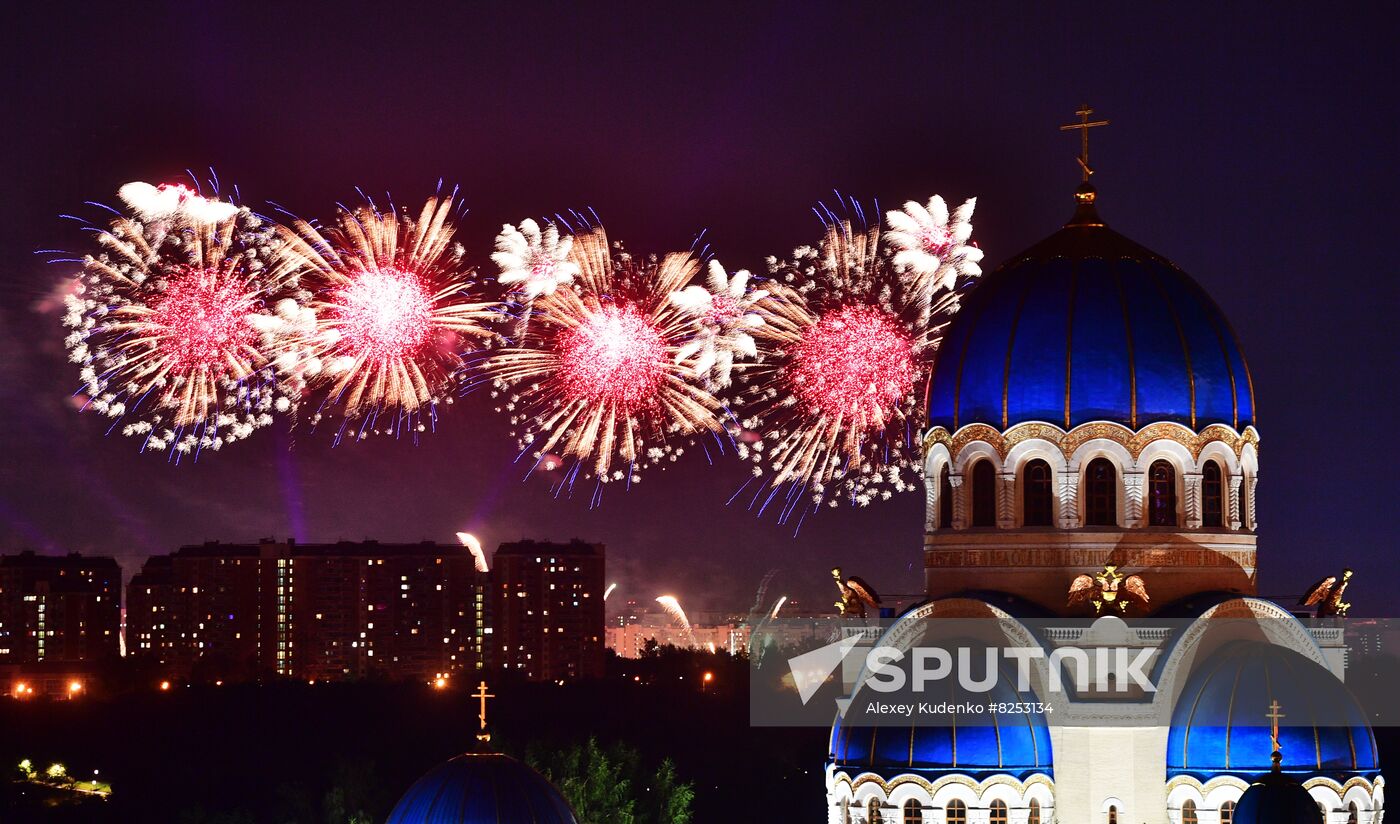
{"left": 824, "top": 115, "right": 1385, "bottom": 824}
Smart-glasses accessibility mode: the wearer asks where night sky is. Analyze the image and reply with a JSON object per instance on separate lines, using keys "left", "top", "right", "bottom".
{"left": 2, "top": 3, "right": 1395, "bottom": 614}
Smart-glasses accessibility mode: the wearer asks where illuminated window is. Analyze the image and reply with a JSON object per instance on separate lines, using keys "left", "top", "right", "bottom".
{"left": 1023, "top": 459, "right": 1054, "bottom": 526}
{"left": 1202, "top": 460, "right": 1224, "bottom": 527}
{"left": 1084, "top": 458, "right": 1117, "bottom": 526}
{"left": 1182, "top": 799, "right": 1197, "bottom": 824}
{"left": 901, "top": 799, "right": 922, "bottom": 824}
{"left": 945, "top": 800, "right": 966, "bottom": 824}
{"left": 971, "top": 460, "right": 997, "bottom": 527}
{"left": 1148, "top": 460, "right": 1177, "bottom": 526}
{"left": 938, "top": 465, "right": 952, "bottom": 528}
{"left": 989, "top": 800, "right": 1007, "bottom": 824}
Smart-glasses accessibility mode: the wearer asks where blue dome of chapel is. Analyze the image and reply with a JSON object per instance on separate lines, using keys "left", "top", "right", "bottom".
{"left": 926, "top": 188, "right": 1255, "bottom": 432}
{"left": 829, "top": 649, "right": 1053, "bottom": 780}
{"left": 387, "top": 752, "right": 578, "bottom": 824}
{"left": 1166, "top": 642, "right": 1379, "bottom": 782}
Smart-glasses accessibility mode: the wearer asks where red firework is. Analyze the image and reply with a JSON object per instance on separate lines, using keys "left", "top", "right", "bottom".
{"left": 332, "top": 267, "right": 434, "bottom": 366}
{"left": 786, "top": 304, "right": 915, "bottom": 426}
{"left": 555, "top": 303, "right": 668, "bottom": 413}
{"left": 147, "top": 265, "right": 259, "bottom": 377}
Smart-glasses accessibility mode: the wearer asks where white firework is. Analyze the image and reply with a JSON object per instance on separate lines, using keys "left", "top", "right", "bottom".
{"left": 118, "top": 181, "right": 240, "bottom": 225}
{"left": 670, "top": 260, "right": 767, "bottom": 388}
{"left": 491, "top": 218, "right": 581, "bottom": 300}
{"left": 884, "top": 195, "right": 983, "bottom": 309}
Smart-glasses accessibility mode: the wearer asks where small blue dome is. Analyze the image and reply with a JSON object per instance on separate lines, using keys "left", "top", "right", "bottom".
{"left": 1232, "top": 772, "right": 1325, "bottom": 824}
{"left": 387, "top": 752, "right": 578, "bottom": 824}
{"left": 926, "top": 196, "right": 1254, "bottom": 432}
{"left": 829, "top": 657, "right": 1053, "bottom": 780}
{"left": 1167, "top": 642, "right": 1379, "bottom": 781}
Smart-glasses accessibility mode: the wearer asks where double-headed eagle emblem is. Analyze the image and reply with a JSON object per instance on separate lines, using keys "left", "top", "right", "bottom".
{"left": 832, "top": 567, "right": 881, "bottom": 620}
{"left": 1068, "top": 563, "right": 1149, "bottom": 614}
{"left": 1300, "top": 568, "right": 1353, "bottom": 619}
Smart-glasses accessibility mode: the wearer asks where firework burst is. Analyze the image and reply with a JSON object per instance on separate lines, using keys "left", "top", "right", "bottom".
{"left": 729, "top": 195, "right": 979, "bottom": 521}
{"left": 60, "top": 181, "right": 297, "bottom": 459}
{"left": 483, "top": 221, "right": 730, "bottom": 492}
{"left": 269, "top": 192, "right": 498, "bottom": 440}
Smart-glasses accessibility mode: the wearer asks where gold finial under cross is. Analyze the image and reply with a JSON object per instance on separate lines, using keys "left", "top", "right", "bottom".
{"left": 473, "top": 680, "right": 495, "bottom": 743}
{"left": 1059, "top": 104, "right": 1110, "bottom": 182}
{"left": 1266, "top": 699, "right": 1286, "bottom": 763}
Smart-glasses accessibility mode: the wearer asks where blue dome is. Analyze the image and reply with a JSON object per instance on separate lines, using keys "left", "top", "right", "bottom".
{"left": 1167, "top": 642, "right": 1379, "bottom": 781}
{"left": 1232, "top": 773, "right": 1325, "bottom": 824}
{"left": 387, "top": 752, "right": 578, "bottom": 824}
{"left": 926, "top": 195, "right": 1254, "bottom": 432}
{"left": 829, "top": 655, "right": 1053, "bottom": 779}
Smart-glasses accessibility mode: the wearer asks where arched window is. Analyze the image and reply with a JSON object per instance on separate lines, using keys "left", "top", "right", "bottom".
{"left": 1202, "top": 460, "right": 1224, "bottom": 527}
{"left": 868, "top": 798, "right": 883, "bottom": 824}
{"left": 1023, "top": 459, "right": 1054, "bottom": 526}
{"left": 989, "top": 800, "right": 1008, "bottom": 824}
{"left": 1182, "top": 799, "right": 1197, "bottom": 824}
{"left": 1084, "top": 458, "right": 1118, "bottom": 526}
{"left": 971, "top": 460, "right": 997, "bottom": 527}
{"left": 843, "top": 802, "right": 851, "bottom": 824}
{"left": 1107, "top": 804, "right": 1118, "bottom": 824}
{"left": 1028, "top": 799, "right": 1042, "bottom": 824}
{"left": 1348, "top": 801, "right": 1359, "bottom": 824}
{"left": 1148, "top": 460, "right": 1177, "bottom": 526}
{"left": 945, "top": 800, "right": 967, "bottom": 824}
{"left": 902, "top": 798, "right": 923, "bottom": 824}
{"left": 939, "top": 465, "right": 953, "bottom": 528}
{"left": 1219, "top": 800, "right": 1235, "bottom": 824}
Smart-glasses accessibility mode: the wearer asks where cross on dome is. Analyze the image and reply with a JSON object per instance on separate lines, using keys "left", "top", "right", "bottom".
{"left": 1060, "top": 103, "right": 1110, "bottom": 182}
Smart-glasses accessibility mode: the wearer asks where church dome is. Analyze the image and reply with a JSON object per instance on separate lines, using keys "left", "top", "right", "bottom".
{"left": 925, "top": 188, "right": 1254, "bottom": 433}
{"left": 828, "top": 655, "right": 1053, "bottom": 780}
{"left": 1166, "top": 641, "right": 1379, "bottom": 781}
{"left": 1231, "top": 771, "right": 1325, "bottom": 824}
{"left": 386, "top": 752, "right": 578, "bottom": 824}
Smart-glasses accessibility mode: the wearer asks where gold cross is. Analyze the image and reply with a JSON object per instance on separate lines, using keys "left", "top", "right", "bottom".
{"left": 1266, "top": 700, "right": 1285, "bottom": 753}
{"left": 473, "top": 680, "right": 495, "bottom": 741}
{"left": 1060, "top": 104, "right": 1110, "bottom": 182}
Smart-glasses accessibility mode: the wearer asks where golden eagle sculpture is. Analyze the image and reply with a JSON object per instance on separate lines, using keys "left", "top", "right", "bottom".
{"left": 1300, "top": 568, "right": 1353, "bottom": 619}
{"left": 1068, "top": 563, "right": 1149, "bottom": 614}
{"left": 832, "top": 567, "right": 881, "bottom": 620}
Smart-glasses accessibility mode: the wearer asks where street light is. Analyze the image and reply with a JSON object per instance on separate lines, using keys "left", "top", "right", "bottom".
{"left": 67, "top": 680, "right": 83, "bottom": 697}
{"left": 159, "top": 680, "right": 171, "bottom": 691}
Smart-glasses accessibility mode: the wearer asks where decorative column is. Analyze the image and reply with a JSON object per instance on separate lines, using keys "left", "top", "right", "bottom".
{"left": 1123, "top": 471, "right": 1145, "bottom": 527}
{"left": 1056, "top": 469, "right": 1080, "bottom": 529}
{"left": 1246, "top": 475, "right": 1259, "bottom": 530}
{"left": 997, "top": 472, "right": 1017, "bottom": 529}
{"left": 1228, "top": 475, "right": 1243, "bottom": 530}
{"left": 924, "top": 477, "right": 938, "bottom": 532}
{"left": 1184, "top": 473, "right": 1203, "bottom": 529}
{"left": 950, "top": 475, "right": 968, "bottom": 530}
